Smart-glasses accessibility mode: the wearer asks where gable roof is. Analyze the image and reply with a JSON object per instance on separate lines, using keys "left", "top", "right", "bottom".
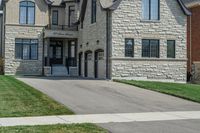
{"left": 79, "top": 0, "right": 191, "bottom": 23}
{"left": 182, "top": 0, "right": 200, "bottom": 8}
{"left": 44, "top": 0, "right": 62, "bottom": 5}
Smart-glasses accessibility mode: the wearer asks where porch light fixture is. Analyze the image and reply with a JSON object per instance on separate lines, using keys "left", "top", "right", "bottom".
{"left": 96, "top": 40, "right": 100, "bottom": 45}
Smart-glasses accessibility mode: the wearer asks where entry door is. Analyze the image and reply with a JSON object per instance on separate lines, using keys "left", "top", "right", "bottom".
{"left": 79, "top": 52, "right": 83, "bottom": 76}
{"left": 94, "top": 52, "right": 98, "bottom": 78}
{"left": 50, "top": 41, "right": 63, "bottom": 65}
{"left": 84, "top": 53, "right": 88, "bottom": 77}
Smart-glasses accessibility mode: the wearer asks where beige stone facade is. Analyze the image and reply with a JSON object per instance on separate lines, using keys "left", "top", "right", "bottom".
{"left": 110, "top": 0, "right": 187, "bottom": 82}
{"left": 0, "top": 0, "right": 189, "bottom": 82}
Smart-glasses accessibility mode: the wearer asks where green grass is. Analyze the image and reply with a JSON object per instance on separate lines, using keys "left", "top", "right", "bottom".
{"left": 0, "top": 76, "right": 74, "bottom": 117}
{"left": 115, "top": 80, "right": 200, "bottom": 103}
{"left": 0, "top": 124, "right": 108, "bottom": 133}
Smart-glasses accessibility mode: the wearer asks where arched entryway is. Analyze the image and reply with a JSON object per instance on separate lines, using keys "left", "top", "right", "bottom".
{"left": 78, "top": 52, "right": 83, "bottom": 76}
{"left": 94, "top": 49, "right": 104, "bottom": 78}
{"left": 84, "top": 50, "right": 92, "bottom": 77}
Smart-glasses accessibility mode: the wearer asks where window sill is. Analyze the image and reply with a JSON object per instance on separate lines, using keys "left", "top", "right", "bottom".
{"left": 90, "top": 22, "right": 97, "bottom": 27}
{"left": 140, "top": 20, "right": 160, "bottom": 23}
{"left": 111, "top": 57, "right": 187, "bottom": 61}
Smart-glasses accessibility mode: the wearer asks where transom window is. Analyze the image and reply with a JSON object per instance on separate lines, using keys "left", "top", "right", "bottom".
{"left": 98, "top": 52, "right": 104, "bottom": 60}
{"left": 87, "top": 53, "right": 92, "bottom": 60}
{"left": 15, "top": 39, "right": 38, "bottom": 60}
{"left": 167, "top": 40, "right": 176, "bottom": 58}
{"left": 125, "top": 39, "right": 134, "bottom": 57}
{"left": 19, "top": 1, "right": 35, "bottom": 24}
{"left": 91, "top": 0, "right": 97, "bottom": 23}
{"left": 142, "top": 39, "right": 159, "bottom": 58}
{"left": 142, "top": 0, "right": 160, "bottom": 20}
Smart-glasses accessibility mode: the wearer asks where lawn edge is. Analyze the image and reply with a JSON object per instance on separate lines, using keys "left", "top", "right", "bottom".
{"left": 114, "top": 79, "right": 200, "bottom": 104}
{"left": 0, "top": 76, "right": 74, "bottom": 118}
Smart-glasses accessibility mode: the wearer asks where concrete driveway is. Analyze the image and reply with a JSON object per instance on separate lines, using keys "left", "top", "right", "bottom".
{"left": 18, "top": 77, "right": 200, "bottom": 133}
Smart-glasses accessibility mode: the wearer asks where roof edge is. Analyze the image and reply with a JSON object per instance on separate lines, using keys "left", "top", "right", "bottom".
{"left": 44, "top": 0, "right": 53, "bottom": 5}
{"left": 185, "top": 1, "right": 200, "bottom": 8}
{"left": 178, "top": 0, "right": 192, "bottom": 15}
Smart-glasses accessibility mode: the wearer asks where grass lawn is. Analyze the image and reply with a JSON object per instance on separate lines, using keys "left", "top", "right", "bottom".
{"left": 0, "top": 124, "right": 108, "bottom": 133}
{"left": 115, "top": 80, "right": 200, "bottom": 103}
{"left": 0, "top": 76, "right": 73, "bottom": 117}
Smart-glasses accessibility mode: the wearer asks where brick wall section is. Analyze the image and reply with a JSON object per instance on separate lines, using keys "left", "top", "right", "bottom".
{"left": 187, "top": 6, "right": 200, "bottom": 72}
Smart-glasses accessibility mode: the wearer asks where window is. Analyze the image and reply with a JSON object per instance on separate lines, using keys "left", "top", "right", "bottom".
{"left": 20, "top": 1, "right": 35, "bottom": 24}
{"left": 142, "top": 39, "right": 159, "bottom": 58}
{"left": 52, "top": 10, "right": 58, "bottom": 25}
{"left": 91, "top": 0, "right": 96, "bottom": 23}
{"left": 15, "top": 39, "right": 38, "bottom": 60}
{"left": 69, "top": 6, "right": 75, "bottom": 27}
{"left": 167, "top": 40, "right": 175, "bottom": 58}
{"left": 98, "top": 52, "right": 104, "bottom": 60}
{"left": 125, "top": 39, "right": 134, "bottom": 57}
{"left": 142, "top": 0, "right": 159, "bottom": 20}
{"left": 88, "top": 53, "right": 92, "bottom": 60}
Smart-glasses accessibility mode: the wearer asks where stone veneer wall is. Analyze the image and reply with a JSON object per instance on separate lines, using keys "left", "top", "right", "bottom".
{"left": 4, "top": 25, "right": 43, "bottom": 75}
{"left": 111, "top": 0, "right": 187, "bottom": 82}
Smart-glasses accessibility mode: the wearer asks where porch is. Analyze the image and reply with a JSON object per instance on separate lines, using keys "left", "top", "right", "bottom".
{"left": 43, "top": 38, "right": 78, "bottom": 77}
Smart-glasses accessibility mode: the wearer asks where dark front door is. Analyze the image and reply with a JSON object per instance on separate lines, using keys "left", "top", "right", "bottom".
{"left": 50, "top": 41, "right": 63, "bottom": 65}
{"left": 79, "top": 52, "right": 83, "bottom": 76}
{"left": 94, "top": 51, "right": 98, "bottom": 78}
{"left": 84, "top": 53, "right": 88, "bottom": 77}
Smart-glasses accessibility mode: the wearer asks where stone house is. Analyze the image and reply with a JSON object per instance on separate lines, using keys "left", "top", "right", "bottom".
{"left": 183, "top": 0, "right": 200, "bottom": 81}
{"left": 0, "top": 0, "right": 191, "bottom": 82}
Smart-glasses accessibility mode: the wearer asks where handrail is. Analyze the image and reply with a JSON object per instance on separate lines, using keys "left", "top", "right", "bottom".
{"left": 45, "top": 24, "right": 78, "bottom": 31}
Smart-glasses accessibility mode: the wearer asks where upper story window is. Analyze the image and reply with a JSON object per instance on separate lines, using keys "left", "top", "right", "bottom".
{"left": 19, "top": 1, "right": 35, "bottom": 25}
{"left": 69, "top": 6, "right": 75, "bottom": 27}
{"left": 142, "top": 0, "right": 160, "bottom": 20}
{"left": 91, "top": 0, "right": 97, "bottom": 23}
{"left": 52, "top": 10, "right": 58, "bottom": 25}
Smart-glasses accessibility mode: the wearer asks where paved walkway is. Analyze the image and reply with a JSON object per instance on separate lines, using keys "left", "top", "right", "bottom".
{"left": 1, "top": 111, "right": 200, "bottom": 127}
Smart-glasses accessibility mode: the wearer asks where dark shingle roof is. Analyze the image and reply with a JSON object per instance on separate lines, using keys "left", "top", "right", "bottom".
{"left": 182, "top": 0, "right": 200, "bottom": 4}
{"left": 182, "top": 0, "right": 200, "bottom": 7}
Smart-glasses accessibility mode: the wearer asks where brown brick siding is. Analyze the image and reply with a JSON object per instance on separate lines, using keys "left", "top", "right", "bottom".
{"left": 187, "top": 6, "right": 200, "bottom": 73}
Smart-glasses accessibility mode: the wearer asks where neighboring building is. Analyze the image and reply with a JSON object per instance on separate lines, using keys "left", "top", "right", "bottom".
{"left": 0, "top": 0, "right": 191, "bottom": 82}
{"left": 0, "top": 1, "right": 3, "bottom": 57}
{"left": 183, "top": 0, "right": 200, "bottom": 81}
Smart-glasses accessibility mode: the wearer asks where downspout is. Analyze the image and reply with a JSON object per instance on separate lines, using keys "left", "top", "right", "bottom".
{"left": 0, "top": 14, "right": 2, "bottom": 57}
{"left": 189, "top": 15, "right": 192, "bottom": 74}
{"left": 106, "top": 10, "right": 111, "bottom": 79}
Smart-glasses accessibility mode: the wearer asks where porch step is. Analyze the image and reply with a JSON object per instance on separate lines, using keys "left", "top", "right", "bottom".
{"left": 52, "top": 65, "right": 69, "bottom": 76}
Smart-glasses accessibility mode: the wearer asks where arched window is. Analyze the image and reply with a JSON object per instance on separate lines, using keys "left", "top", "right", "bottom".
{"left": 19, "top": 1, "right": 35, "bottom": 24}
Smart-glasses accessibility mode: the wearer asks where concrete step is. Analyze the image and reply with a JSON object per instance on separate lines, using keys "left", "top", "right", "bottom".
{"left": 52, "top": 65, "right": 69, "bottom": 76}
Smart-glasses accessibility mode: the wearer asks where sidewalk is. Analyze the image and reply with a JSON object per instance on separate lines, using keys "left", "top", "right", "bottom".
{"left": 1, "top": 111, "right": 200, "bottom": 127}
